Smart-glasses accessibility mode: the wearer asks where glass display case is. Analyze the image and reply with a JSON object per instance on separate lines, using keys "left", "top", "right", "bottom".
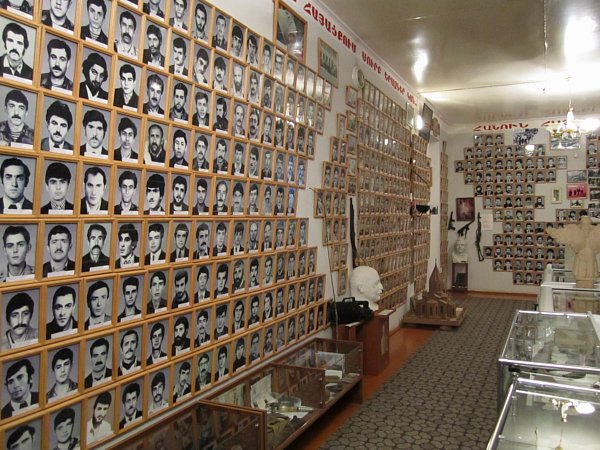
{"left": 276, "top": 338, "right": 363, "bottom": 403}
{"left": 498, "top": 310, "right": 600, "bottom": 408}
{"left": 112, "top": 400, "right": 263, "bottom": 450}
{"left": 549, "top": 288, "right": 600, "bottom": 314}
{"left": 539, "top": 265, "right": 600, "bottom": 311}
{"left": 488, "top": 377, "right": 600, "bottom": 449}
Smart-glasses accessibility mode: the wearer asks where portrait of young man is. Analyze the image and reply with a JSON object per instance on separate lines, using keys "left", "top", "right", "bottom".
{"left": 143, "top": 23, "right": 165, "bottom": 68}
{"left": 212, "top": 95, "right": 229, "bottom": 132}
{"left": 45, "top": 285, "right": 77, "bottom": 341}
{"left": 43, "top": 224, "right": 76, "bottom": 276}
{"left": 231, "top": 62, "right": 245, "bottom": 99}
{"left": 212, "top": 221, "right": 228, "bottom": 256}
{"left": 169, "top": 130, "right": 189, "bottom": 168}
{"left": 248, "top": 146, "right": 259, "bottom": 179}
{"left": 195, "top": 350, "right": 212, "bottom": 389}
{"left": 193, "top": 134, "right": 210, "bottom": 172}
{"left": 261, "top": 150, "right": 273, "bottom": 180}
{"left": 170, "top": 0, "right": 188, "bottom": 30}
{"left": 194, "top": 264, "right": 210, "bottom": 301}
{"left": 115, "top": 223, "right": 139, "bottom": 269}
{"left": 41, "top": 98, "right": 75, "bottom": 153}
{"left": 147, "top": 271, "right": 167, "bottom": 314}
{"left": 86, "top": 390, "right": 114, "bottom": 443}
{"left": 213, "top": 138, "right": 229, "bottom": 174}
{"left": 212, "top": 13, "right": 228, "bottom": 51}
{"left": 0, "top": 224, "right": 35, "bottom": 282}
{"left": 80, "top": 165, "right": 110, "bottom": 214}
{"left": 119, "top": 381, "right": 143, "bottom": 429}
{"left": 247, "top": 183, "right": 259, "bottom": 214}
{"left": 214, "top": 344, "right": 229, "bottom": 380}
{"left": 144, "top": 122, "right": 166, "bottom": 165}
{"left": 170, "top": 223, "right": 190, "bottom": 261}
{"left": 144, "top": 0, "right": 165, "bottom": 18}
{"left": 148, "top": 370, "right": 169, "bottom": 414}
{"left": 0, "top": 88, "right": 35, "bottom": 148}
{"left": 232, "top": 298, "right": 245, "bottom": 332}
{"left": 84, "top": 338, "right": 110, "bottom": 390}
{"left": 41, "top": 0, "right": 75, "bottom": 32}
{"left": 79, "top": 50, "right": 110, "bottom": 103}
{"left": 231, "top": 141, "right": 246, "bottom": 175}
{"left": 46, "top": 346, "right": 78, "bottom": 402}
{"left": 230, "top": 221, "right": 245, "bottom": 255}
{"left": 50, "top": 406, "right": 81, "bottom": 450}
{"left": 194, "top": 309, "right": 211, "bottom": 346}
{"left": 249, "top": 331, "right": 260, "bottom": 363}
{"left": 192, "top": 1, "right": 210, "bottom": 41}
{"left": 212, "top": 55, "right": 228, "bottom": 92}
{"left": 232, "top": 336, "right": 246, "bottom": 372}
{"left": 114, "top": 63, "right": 140, "bottom": 111}
{"left": 169, "top": 36, "right": 189, "bottom": 77}
{"left": 115, "top": 169, "right": 139, "bottom": 214}
{"left": 118, "top": 328, "right": 141, "bottom": 376}
{"left": 172, "top": 315, "right": 191, "bottom": 355}
{"left": 1, "top": 356, "right": 39, "bottom": 419}
{"left": 81, "top": 0, "right": 109, "bottom": 46}
{"left": 0, "top": 20, "right": 34, "bottom": 83}
{"left": 114, "top": 276, "right": 142, "bottom": 323}
{"left": 40, "top": 161, "right": 74, "bottom": 215}
{"left": 248, "top": 107, "right": 260, "bottom": 140}
{"left": 173, "top": 360, "right": 191, "bottom": 402}
{"left": 1, "top": 290, "right": 38, "bottom": 350}
{"left": 146, "top": 320, "right": 167, "bottom": 365}
{"left": 145, "top": 222, "right": 166, "bottom": 264}
{"left": 192, "top": 46, "right": 210, "bottom": 85}
{"left": 0, "top": 156, "right": 34, "bottom": 212}
{"left": 248, "top": 295, "right": 260, "bottom": 325}
{"left": 213, "top": 179, "right": 229, "bottom": 215}
{"left": 114, "top": 117, "right": 140, "bottom": 162}
{"left": 144, "top": 173, "right": 166, "bottom": 214}
{"left": 40, "top": 37, "right": 75, "bottom": 93}
{"left": 80, "top": 108, "right": 109, "bottom": 158}
{"left": 84, "top": 279, "right": 112, "bottom": 331}
{"left": 192, "top": 176, "right": 210, "bottom": 214}
{"left": 114, "top": 7, "right": 139, "bottom": 58}
{"left": 81, "top": 223, "right": 110, "bottom": 272}
{"left": 170, "top": 82, "right": 190, "bottom": 122}
{"left": 192, "top": 88, "right": 210, "bottom": 127}
{"left": 214, "top": 263, "right": 230, "bottom": 299}
{"left": 143, "top": 72, "right": 166, "bottom": 117}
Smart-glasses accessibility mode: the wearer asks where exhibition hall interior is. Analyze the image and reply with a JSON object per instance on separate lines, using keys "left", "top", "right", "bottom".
{"left": 0, "top": 0, "right": 599, "bottom": 449}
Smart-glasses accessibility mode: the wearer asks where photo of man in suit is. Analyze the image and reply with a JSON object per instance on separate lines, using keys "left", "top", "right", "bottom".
{"left": 118, "top": 277, "right": 141, "bottom": 321}
{"left": 114, "top": 118, "right": 139, "bottom": 162}
{"left": 195, "top": 310, "right": 210, "bottom": 346}
{"left": 117, "top": 329, "right": 140, "bottom": 376}
{"left": 192, "top": 2, "right": 208, "bottom": 41}
{"left": 81, "top": 223, "right": 110, "bottom": 272}
{"left": 143, "top": 73, "right": 165, "bottom": 116}
{"left": 114, "top": 170, "right": 139, "bottom": 214}
{"left": 146, "top": 271, "right": 167, "bottom": 314}
{"left": 212, "top": 14, "right": 227, "bottom": 50}
{"left": 46, "top": 347, "right": 77, "bottom": 401}
{"left": 84, "top": 338, "right": 111, "bottom": 388}
{"left": 144, "top": 123, "right": 166, "bottom": 164}
{"left": 1, "top": 358, "right": 39, "bottom": 419}
{"left": 45, "top": 285, "right": 77, "bottom": 340}
{"left": 143, "top": 24, "right": 165, "bottom": 67}
{"left": 172, "top": 316, "right": 191, "bottom": 355}
{"left": 0, "top": 89, "right": 34, "bottom": 147}
{"left": 114, "top": 8, "right": 138, "bottom": 57}
{"left": 86, "top": 391, "right": 113, "bottom": 443}
{"left": 40, "top": 38, "right": 73, "bottom": 92}
{"left": 195, "top": 352, "right": 211, "bottom": 389}
{"left": 80, "top": 166, "right": 109, "bottom": 214}
{"left": 144, "top": 173, "right": 165, "bottom": 214}
{"left": 194, "top": 265, "right": 210, "bottom": 301}
{"left": 173, "top": 361, "right": 191, "bottom": 402}
{"left": 145, "top": 222, "right": 166, "bottom": 264}
{"left": 214, "top": 263, "right": 229, "bottom": 297}
{"left": 0, "top": 225, "right": 35, "bottom": 282}
{"left": 169, "top": 37, "right": 188, "bottom": 77}
{"left": 170, "top": 0, "right": 188, "bottom": 30}
{"left": 41, "top": 162, "right": 74, "bottom": 214}
{"left": 170, "top": 83, "right": 189, "bottom": 122}
{"left": 0, "top": 21, "right": 34, "bottom": 82}
{"left": 146, "top": 322, "right": 167, "bottom": 365}
{"left": 41, "top": 99, "right": 74, "bottom": 152}
{"left": 43, "top": 224, "right": 75, "bottom": 276}
{"left": 80, "top": 109, "right": 108, "bottom": 157}
{"left": 116, "top": 223, "right": 139, "bottom": 268}
{"left": 192, "top": 89, "right": 209, "bottom": 126}
{"left": 79, "top": 51, "right": 109, "bottom": 102}
{"left": 0, "top": 157, "right": 33, "bottom": 212}
{"left": 113, "top": 64, "right": 139, "bottom": 110}
{"left": 214, "top": 345, "right": 228, "bottom": 380}
{"left": 41, "top": 0, "right": 75, "bottom": 32}
{"left": 170, "top": 223, "right": 189, "bottom": 261}
{"left": 119, "top": 382, "right": 142, "bottom": 429}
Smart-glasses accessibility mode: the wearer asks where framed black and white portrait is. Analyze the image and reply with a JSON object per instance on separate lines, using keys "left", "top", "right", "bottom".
{"left": 172, "top": 358, "right": 192, "bottom": 402}
{"left": 117, "top": 273, "right": 144, "bottom": 323}
{"left": 85, "top": 388, "right": 115, "bottom": 444}
{"left": 48, "top": 403, "right": 82, "bottom": 449}
{"left": 169, "top": 32, "right": 191, "bottom": 78}
{"left": 45, "top": 283, "right": 78, "bottom": 341}
{"left": 0, "top": 287, "right": 40, "bottom": 351}
{"left": 191, "top": 1, "right": 212, "bottom": 42}
{"left": 144, "top": 120, "right": 167, "bottom": 166}
{"left": 143, "top": 171, "right": 167, "bottom": 214}
{"left": 0, "top": 85, "right": 36, "bottom": 149}
{"left": 192, "top": 176, "right": 211, "bottom": 215}
{"left": 81, "top": 221, "right": 111, "bottom": 272}
{"left": 171, "top": 267, "right": 192, "bottom": 309}
{"left": 170, "top": 0, "right": 190, "bottom": 31}
{"left": 148, "top": 367, "right": 170, "bottom": 414}
{"left": 170, "top": 221, "right": 191, "bottom": 261}
{"left": 80, "top": 105, "right": 111, "bottom": 159}
{"left": 142, "top": 71, "right": 168, "bottom": 118}
{"left": 114, "top": 167, "right": 141, "bottom": 215}
{"left": 212, "top": 54, "right": 229, "bottom": 93}
{"left": 117, "top": 327, "right": 142, "bottom": 376}
{"left": 192, "top": 132, "right": 211, "bottom": 172}
{"left": 0, "top": 17, "right": 36, "bottom": 84}
{"left": 1, "top": 353, "right": 40, "bottom": 419}
{"left": 0, "top": 222, "right": 37, "bottom": 283}
{"left": 5, "top": 419, "right": 42, "bottom": 450}
{"left": 0, "top": 155, "right": 35, "bottom": 214}
{"left": 40, "top": 159, "right": 76, "bottom": 215}
{"left": 46, "top": 343, "right": 80, "bottom": 403}
{"left": 211, "top": 11, "right": 230, "bottom": 52}
{"left": 273, "top": 82, "right": 284, "bottom": 114}
{"left": 42, "top": 222, "right": 77, "bottom": 277}
{"left": 41, "top": 0, "right": 76, "bottom": 34}
{"left": 79, "top": 47, "right": 112, "bottom": 104}
{"left": 80, "top": 164, "right": 111, "bottom": 215}
{"left": 41, "top": 96, "right": 77, "bottom": 155}
{"left": 118, "top": 377, "right": 144, "bottom": 429}
{"left": 193, "top": 220, "right": 211, "bottom": 260}
{"left": 40, "top": 33, "right": 77, "bottom": 94}
{"left": 147, "top": 269, "right": 168, "bottom": 315}
{"left": 194, "top": 262, "right": 211, "bottom": 302}
{"left": 114, "top": 60, "right": 142, "bottom": 112}
{"left": 81, "top": 0, "right": 111, "bottom": 47}
{"left": 231, "top": 61, "right": 246, "bottom": 99}
{"left": 212, "top": 94, "right": 230, "bottom": 134}
{"left": 144, "top": 0, "right": 167, "bottom": 20}
{"left": 191, "top": 86, "right": 211, "bottom": 127}
{"left": 142, "top": 20, "right": 167, "bottom": 69}
{"left": 115, "top": 221, "right": 142, "bottom": 269}
{"left": 246, "top": 30, "right": 260, "bottom": 68}
{"left": 114, "top": 5, "right": 141, "bottom": 59}
{"left": 145, "top": 221, "right": 167, "bottom": 265}
{"left": 169, "top": 128, "right": 191, "bottom": 169}
{"left": 170, "top": 81, "right": 192, "bottom": 124}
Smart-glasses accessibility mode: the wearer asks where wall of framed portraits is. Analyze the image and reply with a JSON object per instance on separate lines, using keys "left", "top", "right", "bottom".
{"left": 447, "top": 126, "right": 596, "bottom": 294}
{"left": 0, "top": 0, "right": 443, "bottom": 447}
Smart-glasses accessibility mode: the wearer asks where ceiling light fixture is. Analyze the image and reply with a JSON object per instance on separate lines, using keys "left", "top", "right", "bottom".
{"left": 547, "top": 78, "right": 600, "bottom": 140}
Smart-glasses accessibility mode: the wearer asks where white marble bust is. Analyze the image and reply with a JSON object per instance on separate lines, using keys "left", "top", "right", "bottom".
{"left": 452, "top": 237, "right": 468, "bottom": 263}
{"left": 349, "top": 266, "right": 383, "bottom": 311}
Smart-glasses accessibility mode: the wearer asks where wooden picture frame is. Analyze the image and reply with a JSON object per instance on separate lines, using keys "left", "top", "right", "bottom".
{"left": 274, "top": 0, "right": 307, "bottom": 62}
{"left": 317, "top": 38, "right": 338, "bottom": 87}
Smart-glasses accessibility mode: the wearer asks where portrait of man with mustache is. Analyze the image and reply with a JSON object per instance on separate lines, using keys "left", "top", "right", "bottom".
{"left": 79, "top": 50, "right": 109, "bottom": 103}
{"left": 43, "top": 224, "right": 75, "bottom": 277}
{"left": 41, "top": 99, "right": 74, "bottom": 153}
{"left": 114, "top": 8, "right": 139, "bottom": 58}
{"left": 0, "top": 20, "right": 34, "bottom": 82}
{"left": 0, "top": 89, "right": 35, "bottom": 148}
{"left": 40, "top": 37, "right": 74, "bottom": 93}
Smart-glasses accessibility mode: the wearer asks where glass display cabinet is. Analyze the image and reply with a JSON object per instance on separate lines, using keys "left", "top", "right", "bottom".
{"left": 498, "top": 310, "right": 600, "bottom": 409}
{"left": 276, "top": 338, "right": 363, "bottom": 404}
{"left": 539, "top": 266, "right": 600, "bottom": 311}
{"left": 549, "top": 288, "right": 600, "bottom": 314}
{"left": 487, "top": 377, "right": 600, "bottom": 449}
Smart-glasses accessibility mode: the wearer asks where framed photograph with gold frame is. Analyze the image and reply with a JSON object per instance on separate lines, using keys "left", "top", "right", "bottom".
{"left": 274, "top": 0, "right": 307, "bottom": 62}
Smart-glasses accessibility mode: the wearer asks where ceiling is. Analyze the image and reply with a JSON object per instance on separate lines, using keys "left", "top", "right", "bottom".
{"left": 320, "top": 0, "right": 600, "bottom": 128}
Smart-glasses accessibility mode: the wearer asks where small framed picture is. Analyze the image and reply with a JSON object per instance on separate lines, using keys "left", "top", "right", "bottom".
{"left": 274, "top": 0, "right": 306, "bottom": 62}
